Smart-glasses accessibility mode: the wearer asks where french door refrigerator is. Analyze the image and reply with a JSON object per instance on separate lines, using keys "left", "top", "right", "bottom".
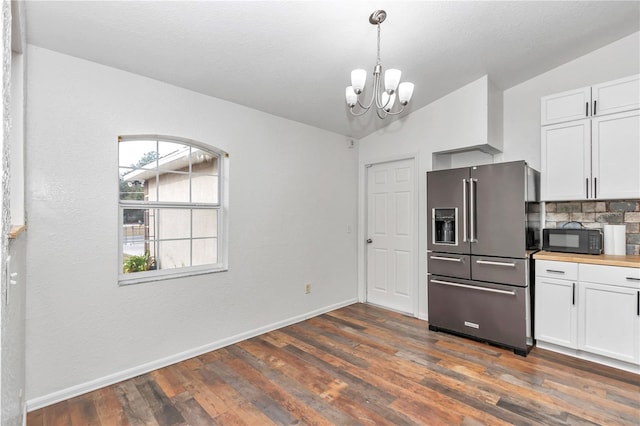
{"left": 426, "top": 160, "right": 540, "bottom": 355}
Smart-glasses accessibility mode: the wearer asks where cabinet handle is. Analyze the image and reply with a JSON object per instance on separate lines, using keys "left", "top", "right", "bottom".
{"left": 593, "top": 100, "right": 597, "bottom": 115}
{"left": 594, "top": 177, "right": 597, "bottom": 199}
{"left": 546, "top": 269, "right": 565, "bottom": 274}
{"left": 585, "top": 101, "right": 589, "bottom": 117}
{"left": 626, "top": 277, "right": 640, "bottom": 281}
{"left": 637, "top": 291, "right": 639, "bottom": 316}
{"left": 572, "top": 283, "right": 576, "bottom": 305}
{"left": 585, "top": 178, "right": 589, "bottom": 199}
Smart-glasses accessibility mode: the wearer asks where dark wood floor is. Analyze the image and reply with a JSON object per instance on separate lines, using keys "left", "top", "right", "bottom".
{"left": 28, "top": 303, "right": 640, "bottom": 425}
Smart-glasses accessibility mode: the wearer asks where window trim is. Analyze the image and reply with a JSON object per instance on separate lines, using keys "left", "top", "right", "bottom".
{"left": 117, "top": 134, "right": 229, "bottom": 285}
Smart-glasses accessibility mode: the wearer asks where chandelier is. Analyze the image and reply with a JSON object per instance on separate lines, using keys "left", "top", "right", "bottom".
{"left": 345, "top": 10, "right": 415, "bottom": 118}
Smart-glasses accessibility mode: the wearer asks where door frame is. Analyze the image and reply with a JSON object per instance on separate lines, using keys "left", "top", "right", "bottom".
{"left": 358, "top": 154, "right": 420, "bottom": 317}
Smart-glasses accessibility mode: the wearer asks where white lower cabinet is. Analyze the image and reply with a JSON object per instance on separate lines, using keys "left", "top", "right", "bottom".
{"left": 535, "top": 276, "right": 577, "bottom": 348}
{"left": 578, "top": 281, "right": 639, "bottom": 364}
{"left": 535, "top": 260, "right": 640, "bottom": 372}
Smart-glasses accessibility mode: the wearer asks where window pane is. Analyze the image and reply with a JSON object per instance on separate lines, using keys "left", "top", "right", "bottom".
{"left": 158, "top": 142, "right": 189, "bottom": 173}
{"left": 157, "top": 209, "right": 191, "bottom": 240}
{"left": 192, "top": 238, "right": 217, "bottom": 266}
{"left": 192, "top": 175, "right": 219, "bottom": 203}
{"left": 122, "top": 209, "right": 152, "bottom": 260}
{"left": 157, "top": 172, "right": 190, "bottom": 202}
{"left": 119, "top": 168, "right": 148, "bottom": 201}
{"left": 157, "top": 240, "right": 191, "bottom": 269}
{"left": 158, "top": 141, "right": 187, "bottom": 159}
{"left": 191, "top": 151, "right": 218, "bottom": 174}
{"left": 119, "top": 140, "right": 158, "bottom": 169}
{"left": 192, "top": 209, "right": 217, "bottom": 238}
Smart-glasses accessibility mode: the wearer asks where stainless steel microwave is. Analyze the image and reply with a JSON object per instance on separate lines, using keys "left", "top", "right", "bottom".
{"left": 542, "top": 228, "right": 603, "bottom": 255}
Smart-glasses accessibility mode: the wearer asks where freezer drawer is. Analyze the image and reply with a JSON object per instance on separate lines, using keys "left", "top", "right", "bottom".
{"left": 471, "top": 256, "right": 529, "bottom": 287}
{"left": 428, "top": 275, "right": 528, "bottom": 353}
{"left": 427, "top": 253, "right": 470, "bottom": 280}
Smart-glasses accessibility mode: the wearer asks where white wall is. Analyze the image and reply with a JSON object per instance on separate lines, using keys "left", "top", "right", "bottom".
{"left": 358, "top": 32, "right": 640, "bottom": 320}
{"left": 499, "top": 31, "right": 640, "bottom": 170}
{"left": 2, "top": 1, "right": 27, "bottom": 425}
{"left": 25, "top": 46, "right": 358, "bottom": 407}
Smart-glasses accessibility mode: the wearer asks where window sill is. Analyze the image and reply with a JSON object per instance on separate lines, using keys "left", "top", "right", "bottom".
{"left": 118, "top": 265, "right": 228, "bottom": 286}
{"left": 9, "top": 224, "right": 26, "bottom": 239}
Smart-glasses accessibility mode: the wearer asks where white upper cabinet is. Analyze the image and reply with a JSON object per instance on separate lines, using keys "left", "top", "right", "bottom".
{"left": 592, "top": 74, "right": 640, "bottom": 117}
{"left": 541, "top": 120, "right": 591, "bottom": 200}
{"left": 541, "top": 87, "right": 591, "bottom": 126}
{"left": 541, "top": 74, "right": 640, "bottom": 201}
{"left": 592, "top": 109, "right": 640, "bottom": 199}
{"left": 541, "top": 74, "right": 640, "bottom": 126}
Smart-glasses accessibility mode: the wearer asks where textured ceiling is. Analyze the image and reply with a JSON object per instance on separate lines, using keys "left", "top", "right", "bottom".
{"left": 25, "top": 1, "right": 640, "bottom": 139}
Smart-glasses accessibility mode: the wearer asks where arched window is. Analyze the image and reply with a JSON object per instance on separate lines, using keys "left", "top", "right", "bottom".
{"left": 118, "top": 135, "right": 228, "bottom": 284}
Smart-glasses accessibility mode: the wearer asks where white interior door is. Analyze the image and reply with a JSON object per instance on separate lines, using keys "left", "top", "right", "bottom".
{"left": 366, "top": 159, "right": 415, "bottom": 314}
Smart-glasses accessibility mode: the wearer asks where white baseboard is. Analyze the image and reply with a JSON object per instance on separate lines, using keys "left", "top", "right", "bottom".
{"left": 26, "top": 298, "right": 358, "bottom": 412}
{"left": 536, "top": 341, "right": 640, "bottom": 375}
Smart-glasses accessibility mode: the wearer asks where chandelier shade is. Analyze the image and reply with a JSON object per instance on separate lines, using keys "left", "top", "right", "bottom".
{"left": 345, "top": 10, "right": 415, "bottom": 118}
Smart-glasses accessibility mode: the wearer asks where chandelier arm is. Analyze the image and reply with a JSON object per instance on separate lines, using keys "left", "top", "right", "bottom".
{"left": 375, "top": 107, "right": 387, "bottom": 119}
{"left": 374, "top": 72, "right": 386, "bottom": 109}
{"left": 349, "top": 107, "right": 371, "bottom": 117}
{"left": 356, "top": 92, "right": 375, "bottom": 110}
{"left": 383, "top": 104, "right": 407, "bottom": 116}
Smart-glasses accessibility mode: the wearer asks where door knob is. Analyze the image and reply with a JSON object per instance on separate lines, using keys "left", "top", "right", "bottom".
{"left": 366, "top": 239, "right": 373, "bottom": 244}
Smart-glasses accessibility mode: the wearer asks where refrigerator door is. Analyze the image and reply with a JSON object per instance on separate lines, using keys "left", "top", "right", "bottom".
{"left": 470, "top": 161, "right": 527, "bottom": 258}
{"left": 427, "top": 167, "right": 470, "bottom": 254}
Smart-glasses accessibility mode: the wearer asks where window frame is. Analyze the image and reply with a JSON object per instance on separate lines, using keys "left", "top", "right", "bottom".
{"left": 117, "top": 134, "right": 229, "bottom": 285}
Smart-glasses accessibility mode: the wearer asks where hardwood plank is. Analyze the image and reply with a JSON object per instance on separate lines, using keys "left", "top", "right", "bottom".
{"left": 45, "top": 401, "right": 71, "bottom": 426}
{"left": 67, "top": 394, "right": 101, "bottom": 426}
{"left": 171, "top": 391, "right": 215, "bottom": 426}
{"left": 113, "top": 381, "right": 159, "bottom": 426}
{"left": 27, "top": 303, "right": 640, "bottom": 426}
{"left": 92, "top": 387, "right": 131, "bottom": 426}
{"left": 133, "top": 375, "right": 186, "bottom": 425}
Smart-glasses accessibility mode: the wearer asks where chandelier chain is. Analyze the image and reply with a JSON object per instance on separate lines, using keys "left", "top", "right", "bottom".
{"left": 376, "top": 23, "right": 381, "bottom": 66}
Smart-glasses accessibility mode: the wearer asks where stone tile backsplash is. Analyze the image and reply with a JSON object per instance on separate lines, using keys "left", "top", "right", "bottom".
{"left": 545, "top": 200, "right": 640, "bottom": 255}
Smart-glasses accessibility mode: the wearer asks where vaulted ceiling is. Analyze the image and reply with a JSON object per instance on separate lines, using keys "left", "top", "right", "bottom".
{"left": 25, "top": 1, "right": 640, "bottom": 139}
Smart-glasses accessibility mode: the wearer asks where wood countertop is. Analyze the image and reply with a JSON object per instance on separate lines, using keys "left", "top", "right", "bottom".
{"left": 534, "top": 251, "right": 640, "bottom": 268}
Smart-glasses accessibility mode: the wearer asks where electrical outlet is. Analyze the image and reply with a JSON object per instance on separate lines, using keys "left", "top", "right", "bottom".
{"left": 305, "top": 283, "right": 311, "bottom": 294}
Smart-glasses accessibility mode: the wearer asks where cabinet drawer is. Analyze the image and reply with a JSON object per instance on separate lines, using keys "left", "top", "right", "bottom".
{"left": 471, "top": 256, "right": 528, "bottom": 287}
{"left": 579, "top": 263, "right": 640, "bottom": 289}
{"left": 536, "top": 260, "right": 578, "bottom": 280}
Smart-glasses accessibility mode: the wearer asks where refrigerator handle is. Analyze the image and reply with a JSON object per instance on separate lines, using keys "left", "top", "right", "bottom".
{"left": 462, "top": 179, "right": 467, "bottom": 242}
{"left": 470, "top": 178, "right": 476, "bottom": 242}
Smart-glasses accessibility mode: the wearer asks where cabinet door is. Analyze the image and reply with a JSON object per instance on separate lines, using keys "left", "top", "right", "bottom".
{"left": 578, "top": 282, "right": 640, "bottom": 364}
{"left": 592, "top": 110, "right": 640, "bottom": 199}
{"left": 592, "top": 74, "right": 640, "bottom": 117}
{"left": 535, "top": 276, "right": 578, "bottom": 348}
{"left": 541, "top": 120, "right": 591, "bottom": 201}
{"left": 541, "top": 87, "right": 591, "bottom": 126}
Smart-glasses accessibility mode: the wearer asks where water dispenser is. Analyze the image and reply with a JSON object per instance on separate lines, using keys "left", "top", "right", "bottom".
{"left": 433, "top": 208, "right": 457, "bottom": 245}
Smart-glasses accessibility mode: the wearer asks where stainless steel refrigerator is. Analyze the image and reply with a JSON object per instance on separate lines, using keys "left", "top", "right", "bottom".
{"left": 426, "top": 160, "right": 540, "bottom": 355}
